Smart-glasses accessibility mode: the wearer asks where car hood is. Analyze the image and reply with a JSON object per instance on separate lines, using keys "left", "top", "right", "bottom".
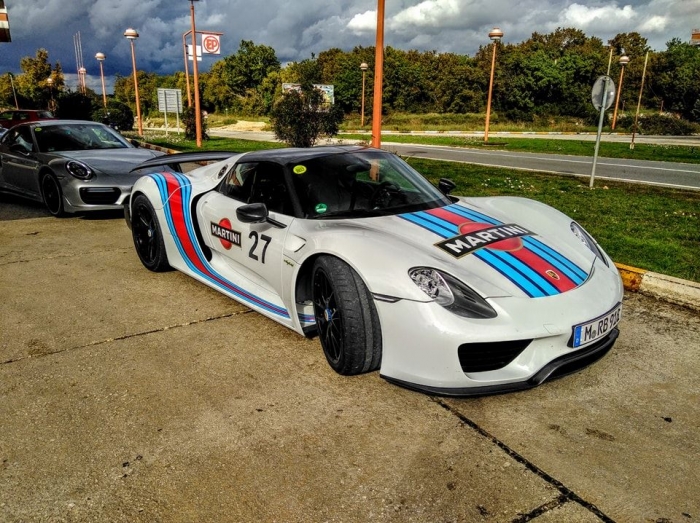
{"left": 49, "top": 149, "right": 164, "bottom": 177}
{"left": 304, "top": 198, "right": 597, "bottom": 300}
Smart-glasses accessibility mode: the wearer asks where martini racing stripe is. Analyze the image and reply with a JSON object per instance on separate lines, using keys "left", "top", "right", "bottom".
{"left": 448, "top": 204, "right": 587, "bottom": 283}
{"left": 400, "top": 204, "right": 587, "bottom": 298}
{"left": 148, "top": 172, "right": 290, "bottom": 319}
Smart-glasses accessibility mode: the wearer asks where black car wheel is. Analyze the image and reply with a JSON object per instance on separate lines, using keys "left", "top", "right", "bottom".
{"left": 131, "top": 194, "right": 171, "bottom": 272}
{"left": 312, "top": 256, "right": 382, "bottom": 375}
{"left": 41, "top": 172, "right": 65, "bottom": 217}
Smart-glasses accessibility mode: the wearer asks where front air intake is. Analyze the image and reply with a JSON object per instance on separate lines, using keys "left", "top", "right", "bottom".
{"left": 458, "top": 339, "right": 532, "bottom": 373}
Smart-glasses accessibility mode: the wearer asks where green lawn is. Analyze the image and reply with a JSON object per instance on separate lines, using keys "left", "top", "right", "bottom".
{"left": 147, "top": 136, "right": 700, "bottom": 283}
{"left": 338, "top": 134, "right": 700, "bottom": 164}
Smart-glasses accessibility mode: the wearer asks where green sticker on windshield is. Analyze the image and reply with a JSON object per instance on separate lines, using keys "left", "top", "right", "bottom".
{"left": 293, "top": 165, "right": 307, "bottom": 175}
{"left": 35, "top": 127, "right": 42, "bottom": 132}
{"left": 315, "top": 203, "right": 328, "bottom": 214}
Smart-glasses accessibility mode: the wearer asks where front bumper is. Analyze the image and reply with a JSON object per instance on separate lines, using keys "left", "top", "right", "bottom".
{"left": 374, "top": 257, "right": 623, "bottom": 395}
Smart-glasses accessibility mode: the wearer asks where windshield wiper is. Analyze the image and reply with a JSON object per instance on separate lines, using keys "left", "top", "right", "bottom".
{"left": 308, "top": 209, "right": 376, "bottom": 219}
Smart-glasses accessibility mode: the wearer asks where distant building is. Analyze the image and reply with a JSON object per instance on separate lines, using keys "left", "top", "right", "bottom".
{"left": 0, "top": 0, "right": 10, "bottom": 43}
{"left": 692, "top": 29, "right": 700, "bottom": 47}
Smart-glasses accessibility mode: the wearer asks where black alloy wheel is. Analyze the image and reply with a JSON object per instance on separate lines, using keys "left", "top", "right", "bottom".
{"left": 311, "top": 256, "right": 382, "bottom": 376}
{"left": 41, "top": 173, "right": 65, "bottom": 217}
{"left": 131, "top": 194, "right": 171, "bottom": 272}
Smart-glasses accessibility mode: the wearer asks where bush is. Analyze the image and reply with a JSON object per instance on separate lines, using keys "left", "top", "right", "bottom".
{"left": 615, "top": 114, "right": 699, "bottom": 135}
{"left": 182, "top": 106, "right": 209, "bottom": 141}
{"left": 55, "top": 92, "right": 95, "bottom": 120}
{"left": 270, "top": 87, "right": 344, "bottom": 147}
{"left": 92, "top": 100, "right": 134, "bottom": 132}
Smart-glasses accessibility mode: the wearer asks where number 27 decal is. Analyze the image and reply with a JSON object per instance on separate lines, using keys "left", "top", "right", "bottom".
{"left": 248, "top": 231, "right": 272, "bottom": 263}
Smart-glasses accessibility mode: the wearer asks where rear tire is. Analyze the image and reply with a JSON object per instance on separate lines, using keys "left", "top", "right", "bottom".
{"left": 131, "top": 194, "right": 171, "bottom": 272}
{"left": 41, "top": 172, "right": 66, "bottom": 217}
{"left": 312, "top": 256, "right": 382, "bottom": 375}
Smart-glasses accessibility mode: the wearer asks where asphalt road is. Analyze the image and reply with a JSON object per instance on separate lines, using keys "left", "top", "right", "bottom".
{"left": 210, "top": 129, "right": 700, "bottom": 191}
{"left": 1, "top": 204, "right": 699, "bottom": 522}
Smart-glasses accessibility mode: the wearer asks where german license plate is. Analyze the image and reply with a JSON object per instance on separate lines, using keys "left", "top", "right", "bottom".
{"left": 572, "top": 303, "right": 622, "bottom": 348}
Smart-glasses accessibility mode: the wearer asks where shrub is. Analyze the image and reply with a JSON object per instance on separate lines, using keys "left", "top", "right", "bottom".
{"left": 182, "top": 106, "right": 209, "bottom": 141}
{"left": 270, "top": 87, "right": 345, "bottom": 147}
{"left": 55, "top": 92, "right": 95, "bottom": 120}
{"left": 615, "top": 114, "right": 699, "bottom": 135}
{"left": 92, "top": 100, "right": 133, "bottom": 132}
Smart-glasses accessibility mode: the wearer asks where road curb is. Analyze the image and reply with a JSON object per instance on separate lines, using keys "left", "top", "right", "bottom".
{"left": 135, "top": 140, "right": 180, "bottom": 155}
{"left": 615, "top": 263, "right": 700, "bottom": 311}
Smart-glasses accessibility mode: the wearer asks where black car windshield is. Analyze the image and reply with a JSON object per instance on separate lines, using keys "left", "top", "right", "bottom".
{"left": 34, "top": 123, "right": 130, "bottom": 153}
{"left": 290, "top": 150, "right": 452, "bottom": 219}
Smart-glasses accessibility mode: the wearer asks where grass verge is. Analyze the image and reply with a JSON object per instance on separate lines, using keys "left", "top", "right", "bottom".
{"left": 147, "top": 136, "right": 700, "bottom": 283}
{"left": 338, "top": 134, "right": 700, "bottom": 164}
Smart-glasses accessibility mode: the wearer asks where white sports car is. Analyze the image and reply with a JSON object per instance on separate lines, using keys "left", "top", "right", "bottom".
{"left": 126, "top": 146, "right": 623, "bottom": 396}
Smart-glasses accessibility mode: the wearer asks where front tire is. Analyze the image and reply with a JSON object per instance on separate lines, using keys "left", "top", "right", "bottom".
{"left": 131, "top": 194, "right": 171, "bottom": 272}
{"left": 41, "top": 172, "right": 65, "bottom": 217}
{"left": 312, "top": 256, "right": 382, "bottom": 375}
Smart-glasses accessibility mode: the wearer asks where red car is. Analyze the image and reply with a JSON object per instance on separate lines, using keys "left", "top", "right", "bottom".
{"left": 0, "top": 109, "right": 56, "bottom": 130}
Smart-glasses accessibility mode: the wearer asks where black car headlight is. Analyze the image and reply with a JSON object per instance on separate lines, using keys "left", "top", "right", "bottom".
{"left": 570, "top": 222, "right": 609, "bottom": 266}
{"left": 408, "top": 267, "right": 497, "bottom": 319}
{"left": 65, "top": 160, "right": 94, "bottom": 180}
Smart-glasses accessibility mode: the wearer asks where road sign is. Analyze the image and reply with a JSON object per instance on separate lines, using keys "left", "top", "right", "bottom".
{"left": 187, "top": 44, "right": 202, "bottom": 61}
{"left": 591, "top": 76, "right": 616, "bottom": 111}
{"left": 202, "top": 33, "right": 221, "bottom": 54}
{"left": 157, "top": 89, "right": 183, "bottom": 114}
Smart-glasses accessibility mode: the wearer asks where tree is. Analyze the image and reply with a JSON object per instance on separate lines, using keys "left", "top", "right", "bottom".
{"left": 270, "top": 87, "right": 344, "bottom": 147}
{"left": 650, "top": 39, "right": 700, "bottom": 120}
{"left": 12, "top": 49, "right": 65, "bottom": 109}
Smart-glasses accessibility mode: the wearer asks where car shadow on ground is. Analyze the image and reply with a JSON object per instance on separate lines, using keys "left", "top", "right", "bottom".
{"left": 0, "top": 194, "right": 123, "bottom": 222}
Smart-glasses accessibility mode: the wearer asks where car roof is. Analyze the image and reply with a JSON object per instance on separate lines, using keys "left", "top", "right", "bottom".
{"left": 241, "top": 145, "right": 373, "bottom": 164}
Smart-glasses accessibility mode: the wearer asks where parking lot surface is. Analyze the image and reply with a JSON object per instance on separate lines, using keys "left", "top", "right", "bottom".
{"left": 1, "top": 196, "right": 698, "bottom": 523}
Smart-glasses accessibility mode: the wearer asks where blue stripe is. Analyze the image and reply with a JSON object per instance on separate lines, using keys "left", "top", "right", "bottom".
{"left": 150, "top": 173, "right": 290, "bottom": 318}
{"left": 477, "top": 250, "right": 545, "bottom": 298}
{"left": 400, "top": 213, "right": 456, "bottom": 237}
{"left": 450, "top": 204, "right": 588, "bottom": 283}
{"left": 485, "top": 249, "right": 558, "bottom": 296}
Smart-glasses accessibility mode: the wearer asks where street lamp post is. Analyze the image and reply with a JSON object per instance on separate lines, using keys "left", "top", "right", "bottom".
{"left": 8, "top": 72, "right": 19, "bottom": 109}
{"left": 78, "top": 67, "right": 87, "bottom": 94}
{"left": 611, "top": 53, "right": 630, "bottom": 130}
{"left": 360, "top": 62, "right": 368, "bottom": 127}
{"left": 124, "top": 28, "right": 143, "bottom": 137}
{"left": 189, "top": 0, "right": 203, "bottom": 147}
{"left": 371, "top": 0, "right": 385, "bottom": 148}
{"left": 95, "top": 52, "right": 107, "bottom": 108}
{"left": 484, "top": 27, "right": 503, "bottom": 143}
{"left": 46, "top": 76, "right": 54, "bottom": 112}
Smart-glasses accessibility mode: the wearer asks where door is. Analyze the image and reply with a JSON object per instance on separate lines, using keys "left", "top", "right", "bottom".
{"left": 198, "top": 160, "right": 296, "bottom": 324}
{"left": 0, "top": 126, "right": 41, "bottom": 197}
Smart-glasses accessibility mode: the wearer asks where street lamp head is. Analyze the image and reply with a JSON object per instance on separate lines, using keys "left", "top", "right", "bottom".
{"left": 46, "top": 77, "right": 53, "bottom": 86}
{"left": 79, "top": 67, "right": 86, "bottom": 75}
{"left": 360, "top": 62, "right": 368, "bottom": 72}
{"left": 488, "top": 27, "right": 504, "bottom": 41}
{"left": 124, "top": 28, "right": 139, "bottom": 40}
{"left": 619, "top": 55, "right": 630, "bottom": 67}
{"left": 95, "top": 52, "right": 105, "bottom": 61}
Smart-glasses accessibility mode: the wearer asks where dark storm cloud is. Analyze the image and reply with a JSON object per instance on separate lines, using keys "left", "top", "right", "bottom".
{"left": 0, "top": 0, "right": 697, "bottom": 92}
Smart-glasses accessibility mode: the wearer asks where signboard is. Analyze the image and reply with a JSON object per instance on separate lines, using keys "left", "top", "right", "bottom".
{"left": 202, "top": 33, "right": 221, "bottom": 54}
{"left": 157, "top": 88, "right": 183, "bottom": 114}
{"left": 692, "top": 29, "right": 700, "bottom": 46}
{"left": 282, "top": 83, "right": 335, "bottom": 105}
{"left": 591, "top": 76, "right": 615, "bottom": 111}
{"left": 0, "top": 0, "right": 11, "bottom": 43}
{"left": 187, "top": 44, "right": 202, "bottom": 61}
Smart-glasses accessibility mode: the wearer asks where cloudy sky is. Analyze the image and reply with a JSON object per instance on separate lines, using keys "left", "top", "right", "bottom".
{"left": 0, "top": 0, "right": 697, "bottom": 92}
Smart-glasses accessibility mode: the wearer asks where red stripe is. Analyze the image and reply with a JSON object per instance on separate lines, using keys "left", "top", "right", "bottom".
{"left": 426, "top": 206, "right": 578, "bottom": 292}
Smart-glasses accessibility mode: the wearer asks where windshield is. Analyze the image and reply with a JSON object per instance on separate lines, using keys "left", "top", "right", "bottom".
{"left": 290, "top": 150, "right": 451, "bottom": 219}
{"left": 34, "top": 123, "right": 130, "bottom": 153}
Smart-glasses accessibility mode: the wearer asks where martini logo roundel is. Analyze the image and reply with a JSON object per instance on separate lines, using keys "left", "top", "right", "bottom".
{"left": 210, "top": 219, "right": 241, "bottom": 250}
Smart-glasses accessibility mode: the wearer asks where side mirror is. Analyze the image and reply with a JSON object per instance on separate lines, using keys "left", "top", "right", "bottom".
{"left": 236, "top": 202, "right": 268, "bottom": 224}
{"left": 130, "top": 139, "right": 140, "bottom": 148}
{"left": 438, "top": 178, "right": 457, "bottom": 196}
{"left": 236, "top": 202, "right": 287, "bottom": 229}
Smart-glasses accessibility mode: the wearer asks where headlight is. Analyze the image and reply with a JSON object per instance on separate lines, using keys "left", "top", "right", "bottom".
{"left": 65, "top": 160, "right": 93, "bottom": 180}
{"left": 409, "top": 267, "right": 497, "bottom": 319}
{"left": 570, "top": 222, "right": 608, "bottom": 266}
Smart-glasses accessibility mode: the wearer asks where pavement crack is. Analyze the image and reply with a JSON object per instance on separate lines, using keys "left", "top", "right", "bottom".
{"left": 432, "top": 398, "right": 617, "bottom": 523}
{"left": 1, "top": 309, "right": 253, "bottom": 365}
{"left": 511, "top": 494, "right": 569, "bottom": 522}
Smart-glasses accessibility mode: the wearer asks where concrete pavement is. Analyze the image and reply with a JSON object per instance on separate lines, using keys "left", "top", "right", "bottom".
{"left": 1, "top": 212, "right": 699, "bottom": 523}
